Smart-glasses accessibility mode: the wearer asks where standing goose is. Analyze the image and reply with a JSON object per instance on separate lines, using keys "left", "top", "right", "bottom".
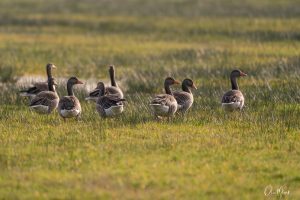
{"left": 29, "top": 76, "right": 59, "bottom": 114}
{"left": 107, "top": 65, "right": 124, "bottom": 98}
{"left": 96, "top": 82, "right": 126, "bottom": 118}
{"left": 150, "top": 77, "right": 180, "bottom": 118}
{"left": 20, "top": 63, "right": 57, "bottom": 98}
{"left": 222, "top": 69, "right": 247, "bottom": 111}
{"left": 173, "top": 78, "right": 197, "bottom": 113}
{"left": 58, "top": 77, "right": 83, "bottom": 121}
{"left": 85, "top": 65, "right": 123, "bottom": 101}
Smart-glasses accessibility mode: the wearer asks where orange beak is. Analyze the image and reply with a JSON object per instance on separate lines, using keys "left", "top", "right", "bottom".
{"left": 240, "top": 72, "right": 247, "bottom": 77}
{"left": 174, "top": 80, "right": 181, "bottom": 84}
{"left": 192, "top": 84, "right": 197, "bottom": 89}
{"left": 77, "top": 80, "right": 84, "bottom": 84}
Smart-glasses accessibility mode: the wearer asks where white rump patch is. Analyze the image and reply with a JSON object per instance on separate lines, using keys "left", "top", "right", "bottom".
{"left": 60, "top": 109, "right": 81, "bottom": 118}
{"left": 105, "top": 105, "right": 124, "bottom": 117}
{"left": 222, "top": 102, "right": 242, "bottom": 111}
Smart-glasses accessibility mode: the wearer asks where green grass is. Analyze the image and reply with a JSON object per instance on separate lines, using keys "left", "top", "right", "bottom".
{"left": 0, "top": 0, "right": 300, "bottom": 199}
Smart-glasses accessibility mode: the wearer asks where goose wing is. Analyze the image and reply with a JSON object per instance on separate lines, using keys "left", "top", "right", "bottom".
{"left": 106, "top": 86, "right": 123, "bottom": 98}
{"left": 97, "top": 95, "right": 125, "bottom": 109}
{"left": 88, "top": 89, "right": 100, "bottom": 98}
{"left": 20, "top": 82, "right": 48, "bottom": 95}
{"left": 59, "top": 96, "right": 80, "bottom": 110}
{"left": 222, "top": 90, "right": 244, "bottom": 103}
{"left": 151, "top": 94, "right": 176, "bottom": 106}
{"left": 30, "top": 91, "right": 58, "bottom": 106}
{"left": 173, "top": 91, "right": 192, "bottom": 106}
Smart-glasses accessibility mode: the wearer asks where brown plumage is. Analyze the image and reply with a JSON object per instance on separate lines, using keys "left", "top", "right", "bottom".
{"left": 221, "top": 69, "right": 247, "bottom": 111}
{"left": 20, "top": 63, "right": 56, "bottom": 97}
{"left": 58, "top": 77, "right": 83, "bottom": 120}
{"left": 96, "top": 82, "right": 125, "bottom": 118}
{"left": 29, "top": 77, "right": 59, "bottom": 114}
{"left": 173, "top": 78, "right": 197, "bottom": 113}
{"left": 150, "top": 77, "right": 180, "bottom": 118}
{"left": 85, "top": 65, "right": 123, "bottom": 101}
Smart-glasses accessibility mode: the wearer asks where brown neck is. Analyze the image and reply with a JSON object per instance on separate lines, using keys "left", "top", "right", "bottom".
{"left": 164, "top": 83, "right": 172, "bottom": 95}
{"left": 109, "top": 69, "right": 117, "bottom": 87}
{"left": 230, "top": 76, "right": 239, "bottom": 90}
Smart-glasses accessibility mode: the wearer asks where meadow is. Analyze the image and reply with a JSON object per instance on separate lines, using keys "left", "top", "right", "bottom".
{"left": 0, "top": 0, "right": 300, "bottom": 199}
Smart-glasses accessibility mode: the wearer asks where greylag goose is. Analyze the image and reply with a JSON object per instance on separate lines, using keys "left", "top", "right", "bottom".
{"left": 222, "top": 69, "right": 247, "bottom": 111}
{"left": 150, "top": 77, "right": 180, "bottom": 118}
{"left": 20, "top": 63, "right": 57, "bottom": 97}
{"left": 58, "top": 77, "right": 83, "bottom": 121}
{"left": 173, "top": 78, "right": 197, "bottom": 113}
{"left": 96, "top": 82, "right": 126, "bottom": 118}
{"left": 85, "top": 65, "right": 123, "bottom": 101}
{"left": 29, "top": 76, "right": 59, "bottom": 114}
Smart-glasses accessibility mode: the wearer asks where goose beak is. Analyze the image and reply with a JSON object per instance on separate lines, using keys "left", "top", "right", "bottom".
{"left": 77, "top": 80, "right": 84, "bottom": 84}
{"left": 174, "top": 80, "right": 180, "bottom": 84}
{"left": 240, "top": 72, "right": 247, "bottom": 77}
{"left": 192, "top": 84, "right": 197, "bottom": 89}
{"left": 52, "top": 65, "right": 57, "bottom": 69}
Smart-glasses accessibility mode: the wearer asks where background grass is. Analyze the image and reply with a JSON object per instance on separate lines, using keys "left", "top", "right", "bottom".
{"left": 0, "top": 0, "right": 300, "bottom": 199}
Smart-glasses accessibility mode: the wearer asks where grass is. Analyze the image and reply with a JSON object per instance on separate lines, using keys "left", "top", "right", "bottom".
{"left": 0, "top": 0, "right": 300, "bottom": 199}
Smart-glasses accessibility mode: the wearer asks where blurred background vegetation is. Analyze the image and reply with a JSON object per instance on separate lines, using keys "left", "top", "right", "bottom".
{"left": 0, "top": 0, "right": 300, "bottom": 199}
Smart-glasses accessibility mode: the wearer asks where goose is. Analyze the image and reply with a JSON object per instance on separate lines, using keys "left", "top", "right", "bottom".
{"left": 96, "top": 82, "right": 126, "bottom": 118}
{"left": 85, "top": 65, "right": 123, "bottom": 101}
{"left": 221, "top": 69, "right": 247, "bottom": 111}
{"left": 20, "top": 63, "right": 57, "bottom": 98}
{"left": 58, "top": 77, "right": 83, "bottom": 121}
{"left": 173, "top": 78, "right": 197, "bottom": 113}
{"left": 150, "top": 77, "right": 180, "bottom": 118}
{"left": 29, "top": 76, "right": 59, "bottom": 114}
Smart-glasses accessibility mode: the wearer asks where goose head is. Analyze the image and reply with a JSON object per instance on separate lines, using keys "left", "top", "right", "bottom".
{"left": 109, "top": 65, "right": 115, "bottom": 73}
{"left": 67, "top": 77, "right": 83, "bottom": 96}
{"left": 46, "top": 63, "right": 57, "bottom": 77}
{"left": 182, "top": 78, "right": 197, "bottom": 89}
{"left": 67, "top": 77, "right": 84, "bottom": 86}
{"left": 230, "top": 69, "right": 247, "bottom": 79}
{"left": 165, "top": 77, "right": 180, "bottom": 86}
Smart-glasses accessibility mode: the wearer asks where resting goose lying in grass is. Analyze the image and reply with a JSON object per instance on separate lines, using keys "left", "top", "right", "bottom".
{"left": 150, "top": 77, "right": 180, "bottom": 119}
{"left": 29, "top": 76, "right": 59, "bottom": 114}
{"left": 96, "top": 82, "right": 125, "bottom": 118}
{"left": 58, "top": 77, "right": 83, "bottom": 121}
{"left": 173, "top": 78, "right": 197, "bottom": 113}
{"left": 222, "top": 69, "right": 247, "bottom": 111}
{"left": 85, "top": 65, "right": 124, "bottom": 101}
{"left": 20, "top": 63, "right": 57, "bottom": 98}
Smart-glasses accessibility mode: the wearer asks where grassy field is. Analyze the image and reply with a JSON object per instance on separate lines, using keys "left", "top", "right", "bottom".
{"left": 0, "top": 0, "right": 300, "bottom": 199}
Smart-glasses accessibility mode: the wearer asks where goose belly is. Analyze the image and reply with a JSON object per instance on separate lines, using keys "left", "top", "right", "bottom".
{"left": 150, "top": 104, "right": 170, "bottom": 116}
{"left": 104, "top": 105, "right": 124, "bottom": 117}
{"left": 60, "top": 109, "right": 81, "bottom": 118}
{"left": 222, "top": 102, "right": 242, "bottom": 111}
{"left": 30, "top": 105, "right": 49, "bottom": 114}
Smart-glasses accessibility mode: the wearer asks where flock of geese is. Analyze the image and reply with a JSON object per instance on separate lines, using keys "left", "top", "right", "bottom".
{"left": 20, "top": 63, "right": 247, "bottom": 121}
